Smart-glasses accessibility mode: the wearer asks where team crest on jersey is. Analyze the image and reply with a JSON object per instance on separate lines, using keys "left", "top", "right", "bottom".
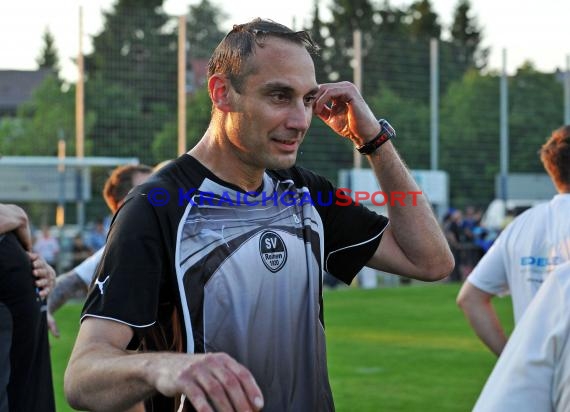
{"left": 259, "top": 231, "right": 287, "bottom": 273}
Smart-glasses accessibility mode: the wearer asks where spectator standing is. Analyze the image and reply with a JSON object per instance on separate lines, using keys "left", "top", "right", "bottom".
{"left": 457, "top": 125, "right": 570, "bottom": 355}
{"left": 32, "top": 224, "right": 60, "bottom": 267}
{"left": 71, "top": 233, "right": 92, "bottom": 268}
{"left": 85, "top": 219, "right": 106, "bottom": 252}
{"left": 443, "top": 208, "right": 464, "bottom": 281}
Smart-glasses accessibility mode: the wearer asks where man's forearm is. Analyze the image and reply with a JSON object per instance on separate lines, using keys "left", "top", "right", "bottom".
{"left": 368, "top": 142, "right": 453, "bottom": 279}
{"left": 457, "top": 283, "right": 507, "bottom": 356}
{"left": 460, "top": 302, "right": 507, "bottom": 356}
{"left": 48, "top": 272, "right": 88, "bottom": 313}
{"left": 65, "top": 342, "right": 157, "bottom": 412}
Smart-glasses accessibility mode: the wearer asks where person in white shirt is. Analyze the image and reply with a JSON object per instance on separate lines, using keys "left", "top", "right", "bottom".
{"left": 473, "top": 260, "right": 570, "bottom": 412}
{"left": 46, "top": 164, "right": 152, "bottom": 337}
{"left": 457, "top": 124, "right": 570, "bottom": 356}
{"left": 33, "top": 225, "right": 60, "bottom": 266}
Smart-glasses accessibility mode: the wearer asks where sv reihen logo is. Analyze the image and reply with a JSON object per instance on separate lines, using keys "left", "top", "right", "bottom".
{"left": 259, "top": 231, "right": 287, "bottom": 273}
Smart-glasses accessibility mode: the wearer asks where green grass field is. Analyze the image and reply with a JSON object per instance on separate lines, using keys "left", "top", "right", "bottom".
{"left": 50, "top": 283, "right": 513, "bottom": 411}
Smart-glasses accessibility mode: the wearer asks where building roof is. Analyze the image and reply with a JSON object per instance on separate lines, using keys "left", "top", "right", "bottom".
{"left": 0, "top": 69, "right": 52, "bottom": 112}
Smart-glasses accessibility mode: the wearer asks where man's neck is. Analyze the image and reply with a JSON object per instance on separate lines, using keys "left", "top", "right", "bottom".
{"left": 189, "top": 136, "right": 265, "bottom": 193}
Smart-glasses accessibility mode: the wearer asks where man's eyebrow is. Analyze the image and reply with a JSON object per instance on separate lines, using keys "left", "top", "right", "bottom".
{"left": 260, "top": 82, "right": 294, "bottom": 93}
{"left": 260, "top": 82, "right": 319, "bottom": 96}
{"left": 306, "top": 87, "right": 319, "bottom": 96}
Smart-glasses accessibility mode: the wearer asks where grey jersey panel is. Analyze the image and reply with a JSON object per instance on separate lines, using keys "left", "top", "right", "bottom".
{"left": 177, "top": 175, "right": 333, "bottom": 411}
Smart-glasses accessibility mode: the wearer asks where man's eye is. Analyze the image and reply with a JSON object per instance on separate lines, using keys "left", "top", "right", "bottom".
{"left": 272, "top": 92, "right": 289, "bottom": 102}
{"left": 304, "top": 95, "right": 317, "bottom": 105}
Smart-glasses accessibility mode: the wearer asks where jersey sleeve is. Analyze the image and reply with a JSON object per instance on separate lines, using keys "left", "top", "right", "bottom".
{"left": 467, "top": 229, "right": 509, "bottom": 296}
{"left": 302, "top": 169, "right": 389, "bottom": 284}
{"left": 81, "top": 192, "right": 166, "bottom": 328}
{"left": 74, "top": 247, "right": 104, "bottom": 287}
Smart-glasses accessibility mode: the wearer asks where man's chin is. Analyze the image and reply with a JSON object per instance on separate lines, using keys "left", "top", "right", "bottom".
{"left": 270, "top": 154, "right": 297, "bottom": 170}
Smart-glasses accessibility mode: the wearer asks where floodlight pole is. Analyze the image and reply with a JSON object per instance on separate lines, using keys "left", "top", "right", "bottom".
{"left": 76, "top": 5, "right": 86, "bottom": 228}
{"left": 57, "top": 131, "right": 66, "bottom": 273}
{"left": 178, "top": 15, "right": 187, "bottom": 156}
{"left": 430, "top": 38, "right": 439, "bottom": 171}
{"left": 353, "top": 29, "right": 362, "bottom": 169}
{"left": 564, "top": 54, "right": 570, "bottom": 125}
{"left": 499, "top": 49, "right": 509, "bottom": 202}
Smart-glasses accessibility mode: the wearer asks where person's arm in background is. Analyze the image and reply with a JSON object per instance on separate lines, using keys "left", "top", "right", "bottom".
{"left": 457, "top": 282, "right": 507, "bottom": 356}
{"left": 0, "top": 203, "right": 32, "bottom": 251}
{"left": 456, "top": 228, "right": 510, "bottom": 356}
{"left": 47, "top": 271, "right": 89, "bottom": 337}
{"left": 47, "top": 246, "right": 104, "bottom": 337}
{"left": 313, "top": 82, "right": 454, "bottom": 281}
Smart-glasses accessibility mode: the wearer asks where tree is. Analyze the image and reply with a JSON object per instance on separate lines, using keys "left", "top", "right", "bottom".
{"left": 449, "top": 0, "right": 488, "bottom": 71}
{"left": 306, "top": 0, "right": 329, "bottom": 83}
{"left": 324, "top": 0, "right": 377, "bottom": 83}
{"left": 362, "top": 1, "right": 438, "bottom": 102}
{"left": 85, "top": 73, "right": 145, "bottom": 159}
{"left": 152, "top": 87, "right": 212, "bottom": 160}
{"left": 368, "top": 87, "right": 431, "bottom": 169}
{"left": 0, "top": 74, "right": 94, "bottom": 156}
{"left": 186, "top": 0, "right": 226, "bottom": 59}
{"left": 84, "top": 0, "right": 178, "bottom": 164}
{"left": 36, "top": 28, "right": 60, "bottom": 75}
{"left": 408, "top": 0, "right": 441, "bottom": 39}
{"left": 377, "top": 0, "right": 408, "bottom": 36}
{"left": 439, "top": 64, "right": 563, "bottom": 208}
{"left": 440, "top": 70, "right": 500, "bottom": 208}
{"left": 509, "top": 62, "right": 564, "bottom": 173}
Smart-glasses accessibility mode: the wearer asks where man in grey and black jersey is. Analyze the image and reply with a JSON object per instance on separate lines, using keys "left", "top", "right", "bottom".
{"left": 65, "top": 18, "right": 454, "bottom": 412}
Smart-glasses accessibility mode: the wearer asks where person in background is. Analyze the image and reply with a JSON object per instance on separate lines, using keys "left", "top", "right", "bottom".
{"left": 47, "top": 164, "right": 153, "bottom": 338}
{"left": 71, "top": 233, "right": 92, "bottom": 268}
{"left": 473, "top": 261, "right": 570, "bottom": 411}
{"left": 0, "top": 203, "right": 56, "bottom": 412}
{"left": 443, "top": 208, "right": 464, "bottom": 281}
{"left": 65, "top": 18, "right": 453, "bottom": 412}
{"left": 32, "top": 224, "right": 60, "bottom": 267}
{"left": 86, "top": 218, "right": 106, "bottom": 253}
{"left": 457, "top": 125, "right": 570, "bottom": 356}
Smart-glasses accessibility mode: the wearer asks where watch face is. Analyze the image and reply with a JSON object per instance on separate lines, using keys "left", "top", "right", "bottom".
{"left": 380, "top": 119, "right": 396, "bottom": 138}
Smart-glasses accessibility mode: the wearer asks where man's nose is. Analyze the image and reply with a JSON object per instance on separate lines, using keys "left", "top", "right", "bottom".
{"left": 285, "top": 100, "right": 311, "bottom": 131}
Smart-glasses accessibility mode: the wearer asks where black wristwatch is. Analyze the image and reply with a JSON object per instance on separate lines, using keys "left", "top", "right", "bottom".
{"left": 356, "top": 119, "right": 396, "bottom": 155}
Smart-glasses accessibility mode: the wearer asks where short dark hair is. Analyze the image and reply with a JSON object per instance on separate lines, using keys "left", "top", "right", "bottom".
{"left": 103, "top": 164, "right": 153, "bottom": 213}
{"left": 208, "top": 18, "right": 319, "bottom": 93}
{"left": 540, "top": 125, "right": 570, "bottom": 190}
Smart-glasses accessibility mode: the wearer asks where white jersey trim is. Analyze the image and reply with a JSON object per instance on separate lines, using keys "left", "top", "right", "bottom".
{"left": 80, "top": 313, "right": 156, "bottom": 329}
{"left": 175, "top": 202, "right": 196, "bottom": 354}
{"left": 324, "top": 221, "right": 390, "bottom": 273}
{"left": 74, "top": 247, "right": 105, "bottom": 286}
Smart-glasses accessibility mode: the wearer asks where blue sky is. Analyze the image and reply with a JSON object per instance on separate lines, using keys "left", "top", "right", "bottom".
{"left": 1, "top": 0, "right": 569, "bottom": 81}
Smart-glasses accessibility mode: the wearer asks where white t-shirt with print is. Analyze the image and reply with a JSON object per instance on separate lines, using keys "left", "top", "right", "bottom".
{"left": 467, "top": 194, "right": 570, "bottom": 322}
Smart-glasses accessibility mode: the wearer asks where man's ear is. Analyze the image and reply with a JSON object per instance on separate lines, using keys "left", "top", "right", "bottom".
{"left": 208, "top": 74, "right": 233, "bottom": 112}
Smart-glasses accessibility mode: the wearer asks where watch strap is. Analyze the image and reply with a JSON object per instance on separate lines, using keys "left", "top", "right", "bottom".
{"left": 356, "top": 119, "right": 396, "bottom": 155}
